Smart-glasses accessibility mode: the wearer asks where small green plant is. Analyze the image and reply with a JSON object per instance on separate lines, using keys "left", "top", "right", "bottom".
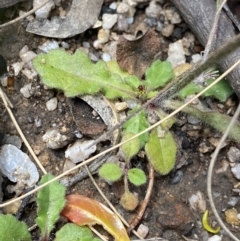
{"left": 0, "top": 174, "right": 102, "bottom": 241}
{"left": 33, "top": 49, "right": 236, "bottom": 210}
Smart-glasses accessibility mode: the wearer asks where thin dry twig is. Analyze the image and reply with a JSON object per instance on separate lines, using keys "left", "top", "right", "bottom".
{"left": 203, "top": 0, "right": 227, "bottom": 60}
{"left": 207, "top": 103, "right": 240, "bottom": 241}
{"left": 84, "top": 164, "right": 143, "bottom": 239}
{"left": 1, "top": 58, "right": 240, "bottom": 208}
{"left": 127, "top": 165, "right": 154, "bottom": 233}
{"left": 0, "top": 0, "right": 51, "bottom": 29}
{"left": 0, "top": 87, "right": 47, "bottom": 174}
{"left": 89, "top": 226, "right": 108, "bottom": 241}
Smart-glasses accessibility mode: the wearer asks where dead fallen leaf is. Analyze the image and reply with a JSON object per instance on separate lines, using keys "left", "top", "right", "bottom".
{"left": 68, "top": 98, "right": 106, "bottom": 137}
{"left": 61, "top": 194, "right": 130, "bottom": 241}
{"left": 116, "top": 27, "right": 161, "bottom": 78}
{"left": 26, "top": 0, "right": 103, "bottom": 38}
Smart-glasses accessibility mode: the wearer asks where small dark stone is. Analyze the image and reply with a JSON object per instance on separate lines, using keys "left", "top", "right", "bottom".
{"left": 0, "top": 54, "right": 7, "bottom": 76}
{"left": 145, "top": 17, "right": 158, "bottom": 27}
{"left": 182, "top": 137, "right": 191, "bottom": 149}
{"left": 169, "top": 170, "right": 183, "bottom": 185}
{"left": 172, "top": 27, "right": 183, "bottom": 39}
{"left": 0, "top": 132, "right": 6, "bottom": 145}
{"left": 101, "top": 5, "right": 116, "bottom": 15}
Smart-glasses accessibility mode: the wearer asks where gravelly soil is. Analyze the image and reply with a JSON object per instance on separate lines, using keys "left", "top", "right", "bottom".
{"left": 1, "top": 1, "right": 240, "bottom": 241}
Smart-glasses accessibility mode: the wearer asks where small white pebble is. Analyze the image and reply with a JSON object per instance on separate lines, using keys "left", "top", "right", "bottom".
{"left": 33, "top": 0, "right": 55, "bottom": 19}
{"left": 93, "top": 40, "right": 103, "bottom": 49}
{"left": 35, "top": 117, "right": 42, "bottom": 127}
{"left": 82, "top": 41, "right": 90, "bottom": 49}
{"left": 20, "top": 51, "right": 37, "bottom": 64}
{"left": 207, "top": 235, "right": 222, "bottom": 241}
{"left": 191, "top": 54, "right": 202, "bottom": 64}
{"left": 43, "top": 128, "right": 69, "bottom": 149}
{"left": 60, "top": 41, "right": 70, "bottom": 49}
{"left": 115, "top": 102, "right": 127, "bottom": 112}
{"left": 171, "top": 11, "right": 181, "bottom": 24}
{"left": 11, "top": 62, "right": 24, "bottom": 76}
{"left": 231, "top": 163, "right": 240, "bottom": 180}
{"left": 127, "top": 0, "right": 137, "bottom": 7}
{"left": 117, "top": 2, "right": 130, "bottom": 14}
{"left": 92, "top": 20, "right": 102, "bottom": 28}
{"left": 102, "top": 53, "right": 111, "bottom": 62}
{"left": 145, "top": 1, "right": 162, "bottom": 19}
{"left": 19, "top": 45, "right": 29, "bottom": 56}
{"left": 109, "top": 2, "right": 117, "bottom": 10}
{"left": 46, "top": 97, "right": 58, "bottom": 111}
{"left": 0, "top": 75, "right": 7, "bottom": 87}
{"left": 117, "top": 14, "right": 129, "bottom": 31}
{"left": 65, "top": 140, "right": 96, "bottom": 164}
{"left": 167, "top": 40, "right": 186, "bottom": 67}
{"left": 127, "top": 17, "right": 134, "bottom": 24}
{"left": 156, "top": 21, "right": 163, "bottom": 32}
{"left": 21, "top": 68, "right": 38, "bottom": 80}
{"left": 89, "top": 53, "right": 99, "bottom": 62}
{"left": 98, "top": 29, "right": 110, "bottom": 44}
{"left": 20, "top": 83, "right": 34, "bottom": 98}
{"left": 59, "top": 7, "right": 67, "bottom": 17}
{"left": 102, "top": 13, "right": 118, "bottom": 30}
{"left": 38, "top": 40, "right": 59, "bottom": 53}
{"left": 162, "top": 24, "right": 174, "bottom": 37}
{"left": 137, "top": 224, "right": 149, "bottom": 238}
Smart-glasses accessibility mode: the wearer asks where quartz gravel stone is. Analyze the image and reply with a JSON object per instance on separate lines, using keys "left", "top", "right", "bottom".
{"left": 0, "top": 144, "right": 39, "bottom": 190}
{"left": 46, "top": 97, "right": 58, "bottom": 111}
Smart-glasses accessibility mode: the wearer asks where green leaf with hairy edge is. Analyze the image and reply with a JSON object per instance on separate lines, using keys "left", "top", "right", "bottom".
{"left": 121, "top": 133, "right": 140, "bottom": 162}
{"left": 204, "top": 79, "right": 233, "bottom": 101}
{"left": 128, "top": 168, "right": 147, "bottom": 186}
{"left": 106, "top": 61, "right": 132, "bottom": 79}
{"left": 145, "top": 60, "right": 174, "bottom": 91}
{"left": 36, "top": 174, "right": 66, "bottom": 240}
{"left": 147, "top": 90, "right": 158, "bottom": 99}
{"left": 178, "top": 82, "right": 202, "bottom": 98}
{"left": 99, "top": 163, "right": 123, "bottom": 182}
{"left": 124, "top": 75, "right": 142, "bottom": 91}
{"left": 106, "top": 61, "right": 143, "bottom": 94}
{"left": 165, "top": 99, "right": 240, "bottom": 143}
{"left": 178, "top": 79, "right": 233, "bottom": 102}
{"left": 33, "top": 49, "right": 137, "bottom": 99}
{"left": 123, "top": 110, "right": 149, "bottom": 148}
{"left": 145, "top": 127, "right": 177, "bottom": 175}
{"left": 55, "top": 224, "right": 101, "bottom": 241}
{"left": 0, "top": 214, "right": 31, "bottom": 241}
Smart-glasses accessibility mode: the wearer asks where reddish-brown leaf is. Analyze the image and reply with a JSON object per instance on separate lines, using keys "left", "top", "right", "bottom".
{"left": 61, "top": 194, "right": 130, "bottom": 241}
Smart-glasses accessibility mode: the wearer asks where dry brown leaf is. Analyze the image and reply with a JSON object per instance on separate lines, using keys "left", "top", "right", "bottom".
{"left": 116, "top": 28, "right": 161, "bottom": 78}
{"left": 68, "top": 98, "right": 106, "bottom": 137}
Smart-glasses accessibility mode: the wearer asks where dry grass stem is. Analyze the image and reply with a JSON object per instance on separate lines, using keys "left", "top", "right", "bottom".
{"left": 203, "top": 0, "right": 227, "bottom": 60}
{"left": 0, "top": 0, "right": 51, "bottom": 29}
{"left": 207, "top": 104, "right": 240, "bottom": 241}
{"left": 0, "top": 87, "right": 47, "bottom": 174}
